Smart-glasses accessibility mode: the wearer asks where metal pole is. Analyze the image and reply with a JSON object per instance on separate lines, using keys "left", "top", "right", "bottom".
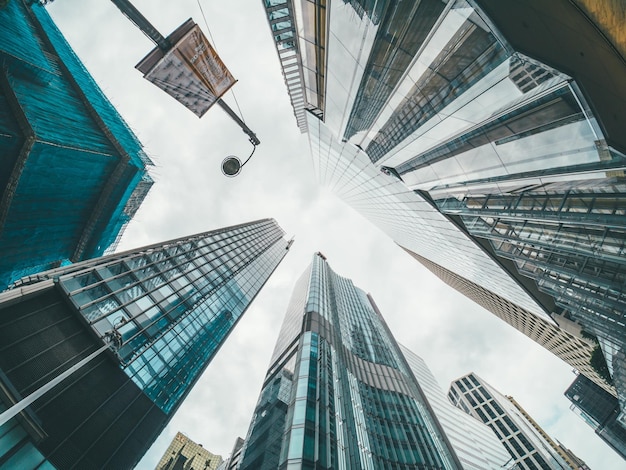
{"left": 0, "top": 343, "right": 110, "bottom": 427}
{"left": 217, "top": 99, "right": 260, "bottom": 145}
{"left": 110, "top": 0, "right": 170, "bottom": 50}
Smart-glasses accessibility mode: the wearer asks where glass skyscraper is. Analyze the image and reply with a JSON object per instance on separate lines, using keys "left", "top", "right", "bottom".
{"left": 0, "top": 219, "right": 290, "bottom": 469}
{"left": 449, "top": 373, "right": 577, "bottom": 470}
{"left": 0, "top": 1, "right": 153, "bottom": 289}
{"left": 237, "top": 252, "right": 491, "bottom": 469}
{"left": 262, "top": 0, "right": 626, "bottom": 419}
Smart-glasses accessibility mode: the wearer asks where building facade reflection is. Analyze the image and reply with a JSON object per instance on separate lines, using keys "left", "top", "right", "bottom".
{"left": 262, "top": 0, "right": 626, "bottom": 424}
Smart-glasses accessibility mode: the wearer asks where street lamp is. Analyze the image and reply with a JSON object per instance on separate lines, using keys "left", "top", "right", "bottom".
{"left": 221, "top": 156, "right": 242, "bottom": 177}
{"left": 221, "top": 139, "right": 257, "bottom": 177}
{"left": 110, "top": 0, "right": 260, "bottom": 176}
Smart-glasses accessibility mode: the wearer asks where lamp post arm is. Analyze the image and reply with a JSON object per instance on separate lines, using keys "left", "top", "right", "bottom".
{"left": 217, "top": 99, "right": 260, "bottom": 145}
{"left": 110, "top": 0, "right": 171, "bottom": 50}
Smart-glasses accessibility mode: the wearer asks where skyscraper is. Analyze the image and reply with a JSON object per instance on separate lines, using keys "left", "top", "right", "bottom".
{"left": 565, "top": 373, "right": 626, "bottom": 460}
{"left": 449, "top": 373, "right": 578, "bottom": 469}
{"left": 0, "top": 1, "right": 153, "bottom": 289}
{"left": 262, "top": 0, "right": 626, "bottom": 417}
{"left": 238, "top": 252, "right": 482, "bottom": 469}
{"left": 399, "top": 345, "right": 510, "bottom": 470}
{"left": 156, "top": 432, "right": 223, "bottom": 470}
{"left": 0, "top": 219, "right": 290, "bottom": 469}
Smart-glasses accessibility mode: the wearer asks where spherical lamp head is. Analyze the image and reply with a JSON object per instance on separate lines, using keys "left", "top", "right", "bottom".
{"left": 221, "top": 156, "right": 242, "bottom": 177}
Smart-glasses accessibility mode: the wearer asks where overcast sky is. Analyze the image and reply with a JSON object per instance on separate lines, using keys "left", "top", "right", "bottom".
{"left": 47, "top": 1, "right": 623, "bottom": 468}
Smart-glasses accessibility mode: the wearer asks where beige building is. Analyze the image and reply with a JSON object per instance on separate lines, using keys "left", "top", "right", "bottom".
{"left": 407, "top": 248, "right": 616, "bottom": 398}
{"left": 156, "top": 432, "right": 223, "bottom": 470}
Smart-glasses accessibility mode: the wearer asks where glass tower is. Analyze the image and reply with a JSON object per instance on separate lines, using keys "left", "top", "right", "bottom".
{"left": 449, "top": 373, "right": 576, "bottom": 470}
{"left": 0, "top": 219, "right": 291, "bottom": 469}
{"left": 238, "top": 253, "right": 463, "bottom": 469}
{"left": 0, "top": 1, "right": 153, "bottom": 290}
{"left": 262, "top": 0, "right": 626, "bottom": 418}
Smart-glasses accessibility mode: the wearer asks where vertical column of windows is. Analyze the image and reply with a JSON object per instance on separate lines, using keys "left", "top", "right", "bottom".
{"left": 331, "top": 342, "right": 348, "bottom": 470}
{"left": 319, "top": 340, "right": 337, "bottom": 469}
{"left": 346, "top": 372, "right": 374, "bottom": 469}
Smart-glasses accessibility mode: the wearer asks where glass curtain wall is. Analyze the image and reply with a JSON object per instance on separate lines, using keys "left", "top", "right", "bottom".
{"left": 263, "top": 0, "right": 626, "bottom": 422}
{"left": 12, "top": 218, "right": 290, "bottom": 414}
{"left": 239, "top": 253, "right": 460, "bottom": 470}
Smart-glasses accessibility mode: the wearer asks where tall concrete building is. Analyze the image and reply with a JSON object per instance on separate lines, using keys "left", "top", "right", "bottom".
{"left": 0, "top": 1, "right": 153, "bottom": 289}
{"left": 0, "top": 219, "right": 290, "bottom": 469}
{"left": 262, "top": 0, "right": 626, "bottom": 417}
{"left": 156, "top": 432, "right": 223, "bottom": 470}
{"left": 565, "top": 373, "right": 626, "bottom": 460}
{"left": 449, "top": 373, "right": 580, "bottom": 469}
{"left": 400, "top": 345, "right": 510, "bottom": 469}
{"left": 236, "top": 252, "right": 517, "bottom": 469}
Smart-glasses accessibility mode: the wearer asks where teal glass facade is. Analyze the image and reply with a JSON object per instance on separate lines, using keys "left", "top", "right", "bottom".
{"left": 238, "top": 253, "right": 460, "bottom": 469}
{"left": 263, "top": 0, "right": 626, "bottom": 423}
{"left": 0, "top": 219, "right": 290, "bottom": 469}
{"left": 15, "top": 218, "right": 290, "bottom": 414}
{"left": 0, "top": 1, "right": 153, "bottom": 290}
{"left": 0, "top": 401, "right": 55, "bottom": 470}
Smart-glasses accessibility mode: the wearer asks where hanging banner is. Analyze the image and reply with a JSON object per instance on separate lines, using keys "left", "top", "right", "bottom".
{"left": 136, "top": 19, "right": 236, "bottom": 117}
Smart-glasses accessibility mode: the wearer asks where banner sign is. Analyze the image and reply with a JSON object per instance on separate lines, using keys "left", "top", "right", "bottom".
{"left": 136, "top": 20, "right": 236, "bottom": 117}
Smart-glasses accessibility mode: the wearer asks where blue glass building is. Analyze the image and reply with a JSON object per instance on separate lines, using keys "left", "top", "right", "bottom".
{"left": 238, "top": 253, "right": 462, "bottom": 469}
{"left": 262, "top": 0, "right": 626, "bottom": 421}
{"left": 0, "top": 1, "right": 153, "bottom": 289}
{"left": 0, "top": 218, "right": 291, "bottom": 469}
